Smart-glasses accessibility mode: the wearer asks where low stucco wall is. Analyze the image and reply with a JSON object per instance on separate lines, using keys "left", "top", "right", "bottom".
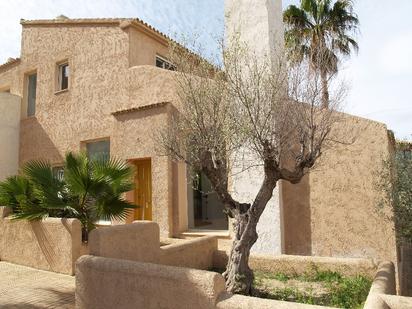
{"left": 0, "top": 93, "right": 20, "bottom": 181}
{"left": 75, "top": 255, "right": 225, "bottom": 309}
{"left": 363, "top": 261, "right": 412, "bottom": 309}
{"left": 214, "top": 250, "right": 377, "bottom": 278}
{"left": 0, "top": 206, "right": 82, "bottom": 275}
{"left": 160, "top": 236, "right": 217, "bottom": 270}
{"left": 89, "top": 221, "right": 217, "bottom": 270}
{"left": 282, "top": 115, "right": 397, "bottom": 264}
{"left": 89, "top": 221, "right": 161, "bottom": 263}
{"left": 75, "top": 255, "right": 340, "bottom": 309}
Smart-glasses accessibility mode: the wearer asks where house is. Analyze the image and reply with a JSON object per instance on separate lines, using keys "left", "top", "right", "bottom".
{"left": 0, "top": 14, "right": 397, "bottom": 264}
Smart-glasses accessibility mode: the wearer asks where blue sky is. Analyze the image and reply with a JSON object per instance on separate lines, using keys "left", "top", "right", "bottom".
{"left": 0, "top": 0, "right": 411, "bottom": 139}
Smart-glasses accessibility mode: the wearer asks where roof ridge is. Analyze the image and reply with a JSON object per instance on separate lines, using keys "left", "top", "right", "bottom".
{"left": 20, "top": 16, "right": 175, "bottom": 46}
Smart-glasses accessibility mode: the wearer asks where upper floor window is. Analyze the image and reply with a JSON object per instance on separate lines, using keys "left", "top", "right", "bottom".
{"left": 86, "top": 139, "right": 110, "bottom": 161}
{"left": 27, "top": 73, "right": 37, "bottom": 117}
{"left": 155, "top": 56, "right": 176, "bottom": 71}
{"left": 57, "top": 62, "right": 69, "bottom": 91}
{"left": 52, "top": 166, "right": 65, "bottom": 181}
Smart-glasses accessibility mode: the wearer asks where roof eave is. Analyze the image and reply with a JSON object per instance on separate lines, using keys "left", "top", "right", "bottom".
{"left": 19, "top": 18, "right": 128, "bottom": 27}
{"left": 0, "top": 58, "right": 21, "bottom": 72}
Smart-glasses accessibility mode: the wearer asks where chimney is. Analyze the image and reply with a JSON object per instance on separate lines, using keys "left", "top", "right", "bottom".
{"left": 56, "top": 15, "right": 69, "bottom": 20}
{"left": 224, "top": 0, "right": 285, "bottom": 256}
{"left": 225, "top": 0, "right": 284, "bottom": 63}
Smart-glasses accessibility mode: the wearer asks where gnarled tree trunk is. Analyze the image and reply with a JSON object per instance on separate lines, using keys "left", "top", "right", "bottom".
{"left": 223, "top": 212, "right": 258, "bottom": 294}
{"left": 223, "top": 168, "right": 278, "bottom": 295}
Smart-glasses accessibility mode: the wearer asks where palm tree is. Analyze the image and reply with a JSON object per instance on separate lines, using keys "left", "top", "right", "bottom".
{"left": 283, "top": 0, "right": 359, "bottom": 108}
{"left": 0, "top": 152, "right": 135, "bottom": 241}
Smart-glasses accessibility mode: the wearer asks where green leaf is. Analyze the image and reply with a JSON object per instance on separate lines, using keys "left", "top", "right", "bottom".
{"left": 0, "top": 151, "right": 137, "bottom": 238}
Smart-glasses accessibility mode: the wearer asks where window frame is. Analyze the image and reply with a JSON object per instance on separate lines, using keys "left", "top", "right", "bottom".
{"left": 25, "top": 71, "right": 37, "bottom": 117}
{"left": 155, "top": 55, "right": 176, "bottom": 71}
{"left": 56, "top": 60, "right": 70, "bottom": 93}
{"left": 82, "top": 138, "right": 111, "bottom": 162}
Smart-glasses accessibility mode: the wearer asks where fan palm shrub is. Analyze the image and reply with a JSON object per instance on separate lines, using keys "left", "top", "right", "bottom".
{"left": 283, "top": 0, "right": 359, "bottom": 108}
{"left": 0, "top": 152, "right": 135, "bottom": 241}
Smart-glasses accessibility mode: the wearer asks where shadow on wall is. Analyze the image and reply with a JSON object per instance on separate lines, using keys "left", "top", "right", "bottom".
{"left": 0, "top": 206, "right": 82, "bottom": 275}
{"left": 282, "top": 174, "right": 312, "bottom": 255}
{"left": 19, "top": 117, "right": 63, "bottom": 165}
{"left": 31, "top": 221, "right": 58, "bottom": 270}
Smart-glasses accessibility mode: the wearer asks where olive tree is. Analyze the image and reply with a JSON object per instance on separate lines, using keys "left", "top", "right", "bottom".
{"left": 158, "top": 40, "right": 347, "bottom": 294}
{"left": 377, "top": 141, "right": 412, "bottom": 244}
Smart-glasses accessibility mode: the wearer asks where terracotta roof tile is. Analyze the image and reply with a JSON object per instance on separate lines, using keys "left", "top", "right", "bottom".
{"left": 19, "top": 17, "right": 200, "bottom": 64}
{"left": 112, "top": 102, "right": 170, "bottom": 116}
{"left": 0, "top": 58, "right": 20, "bottom": 71}
{"left": 20, "top": 17, "right": 175, "bottom": 44}
{"left": 20, "top": 17, "right": 131, "bottom": 25}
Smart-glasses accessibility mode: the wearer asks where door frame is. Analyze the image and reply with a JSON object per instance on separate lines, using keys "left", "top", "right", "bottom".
{"left": 128, "top": 157, "right": 152, "bottom": 221}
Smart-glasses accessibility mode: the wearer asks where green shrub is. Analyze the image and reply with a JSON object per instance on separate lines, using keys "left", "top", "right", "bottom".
{"left": 376, "top": 143, "right": 412, "bottom": 243}
{"left": 0, "top": 152, "right": 135, "bottom": 241}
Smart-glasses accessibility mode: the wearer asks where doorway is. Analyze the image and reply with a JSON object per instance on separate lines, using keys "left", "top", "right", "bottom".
{"left": 188, "top": 171, "right": 228, "bottom": 231}
{"left": 133, "top": 159, "right": 152, "bottom": 221}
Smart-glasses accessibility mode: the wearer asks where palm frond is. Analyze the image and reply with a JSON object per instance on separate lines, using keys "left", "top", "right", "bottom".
{"left": 2, "top": 151, "right": 137, "bottom": 237}
{"left": 93, "top": 197, "right": 136, "bottom": 222}
{"left": 0, "top": 176, "right": 36, "bottom": 211}
{"left": 64, "top": 152, "right": 92, "bottom": 197}
{"left": 284, "top": 0, "right": 359, "bottom": 77}
{"left": 284, "top": 5, "right": 312, "bottom": 30}
{"left": 23, "top": 160, "right": 67, "bottom": 209}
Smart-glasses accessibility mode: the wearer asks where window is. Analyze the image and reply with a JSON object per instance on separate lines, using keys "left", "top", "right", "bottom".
{"left": 27, "top": 73, "right": 37, "bottom": 117}
{"left": 155, "top": 56, "right": 176, "bottom": 71}
{"left": 86, "top": 140, "right": 110, "bottom": 161}
{"left": 52, "top": 166, "right": 65, "bottom": 181}
{"left": 57, "top": 62, "right": 69, "bottom": 91}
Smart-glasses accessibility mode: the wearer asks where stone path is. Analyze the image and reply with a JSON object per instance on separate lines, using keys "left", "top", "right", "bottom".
{"left": 0, "top": 262, "right": 75, "bottom": 308}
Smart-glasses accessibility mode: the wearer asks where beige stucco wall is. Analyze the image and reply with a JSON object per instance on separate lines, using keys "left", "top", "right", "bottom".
{"left": 363, "top": 261, "right": 412, "bottom": 309}
{"left": 88, "top": 221, "right": 217, "bottom": 270}
{"left": 77, "top": 220, "right": 408, "bottom": 309}
{"left": 282, "top": 115, "right": 397, "bottom": 263}
{"left": 89, "top": 221, "right": 161, "bottom": 263}
{"left": 111, "top": 104, "right": 175, "bottom": 235}
{"left": 76, "top": 255, "right": 226, "bottom": 309}
{"left": 0, "top": 93, "right": 21, "bottom": 181}
{"left": 160, "top": 235, "right": 217, "bottom": 270}
{"left": 0, "top": 206, "right": 82, "bottom": 275}
{"left": 0, "top": 20, "right": 186, "bottom": 237}
{"left": 76, "top": 255, "right": 341, "bottom": 309}
{"left": 128, "top": 26, "right": 169, "bottom": 67}
{"left": 15, "top": 22, "right": 130, "bottom": 165}
{"left": 214, "top": 250, "right": 378, "bottom": 278}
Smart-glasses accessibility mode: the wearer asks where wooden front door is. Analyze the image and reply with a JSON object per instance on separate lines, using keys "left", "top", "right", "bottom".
{"left": 134, "top": 159, "right": 152, "bottom": 221}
